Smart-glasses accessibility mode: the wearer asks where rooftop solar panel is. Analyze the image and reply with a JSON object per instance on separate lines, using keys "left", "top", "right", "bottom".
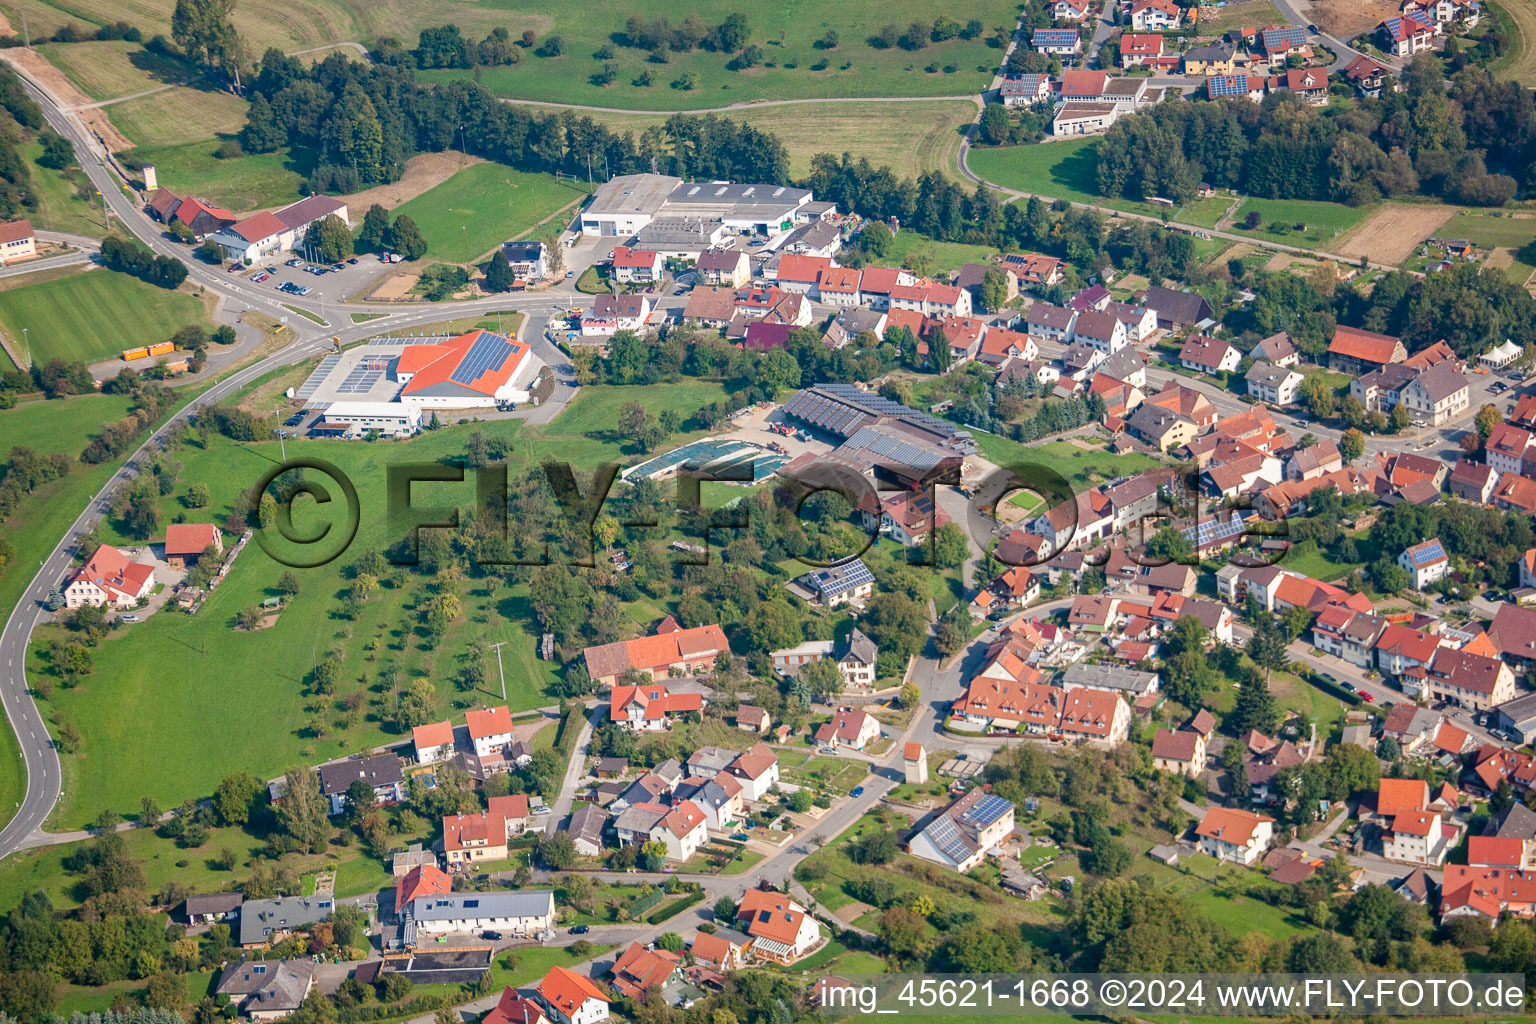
{"left": 449, "top": 332, "right": 515, "bottom": 386}
{"left": 923, "top": 814, "right": 975, "bottom": 864}
{"left": 960, "top": 793, "right": 1014, "bottom": 827}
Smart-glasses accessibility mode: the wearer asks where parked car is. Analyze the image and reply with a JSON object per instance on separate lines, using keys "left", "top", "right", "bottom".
{"left": 850, "top": 785, "right": 865, "bottom": 797}
{"left": 122, "top": 615, "right": 139, "bottom": 622}
{"left": 286, "top": 259, "right": 303, "bottom": 267}
{"left": 481, "top": 931, "right": 502, "bottom": 941}
{"left": 252, "top": 273, "right": 270, "bottom": 283}
{"left": 569, "top": 925, "right": 589, "bottom": 934}
{"left": 1358, "top": 690, "right": 1375, "bottom": 702}
{"left": 285, "top": 414, "right": 303, "bottom": 426}
{"left": 730, "top": 832, "right": 750, "bottom": 841}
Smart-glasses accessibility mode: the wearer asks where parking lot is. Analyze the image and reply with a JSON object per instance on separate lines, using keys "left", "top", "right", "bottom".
{"left": 225, "top": 254, "right": 398, "bottom": 306}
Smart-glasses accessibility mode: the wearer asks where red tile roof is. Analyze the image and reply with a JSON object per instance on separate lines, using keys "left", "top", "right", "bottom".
{"left": 1196, "top": 807, "right": 1273, "bottom": 844}
{"left": 0, "top": 218, "right": 32, "bottom": 244}
{"left": 466, "top": 706, "right": 513, "bottom": 739}
{"left": 229, "top": 210, "right": 288, "bottom": 243}
{"left": 1328, "top": 325, "right": 1403, "bottom": 365}
{"left": 165, "top": 522, "right": 219, "bottom": 558}
{"left": 394, "top": 862, "right": 451, "bottom": 909}
{"left": 537, "top": 967, "right": 611, "bottom": 1018}
{"left": 412, "top": 720, "right": 453, "bottom": 750}
{"left": 399, "top": 330, "right": 530, "bottom": 399}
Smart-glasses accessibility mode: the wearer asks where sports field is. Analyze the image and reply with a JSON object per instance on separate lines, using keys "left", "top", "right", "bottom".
{"left": 36, "top": 40, "right": 190, "bottom": 101}
{"left": 385, "top": 163, "right": 591, "bottom": 262}
{"left": 0, "top": 267, "right": 209, "bottom": 366}
{"left": 534, "top": 99, "right": 975, "bottom": 181}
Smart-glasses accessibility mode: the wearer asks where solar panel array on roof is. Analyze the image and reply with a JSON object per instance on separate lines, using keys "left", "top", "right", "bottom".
{"left": 1263, "top": 26, "right": 1306, "bottom": 48}
{"left": 923, "top": 814, "right": 975, "bottom": 864}
{"left": 450, "top": 332, "right": 516, "bottom": 386}
{"left": 840, "top": 425, "right": 946, "bottom": 471}
{"left": 808, "top": 558, "right": 874, "bottom": 596}
{"left": 959, "top": 793, "right": 1014, "bottom": 828}
{"left": 1183, "top": 512, "right": 1251, "bottom": 548}
{"left": 1208, "top": 75, "right": 1251, "bottom": 97}
{"left": 1033, "top": 29, "right": 1079, "bottom": 43}
{"left": 335, "top": 366, "right": 383, "bottom": 394}
{"left": 1407, "top": 541, "right": 1447, "bottom": 567}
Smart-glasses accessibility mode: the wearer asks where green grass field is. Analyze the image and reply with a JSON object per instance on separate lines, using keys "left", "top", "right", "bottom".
{"left": 384, "top": 164, "right": 591, "bottom": 262}
{"left": 29, "top": 377, "right": 729, "bottom": 826}
{"left": 0, "top": 267, "right": 208, "bottom": 366}
{"left": 1439, "top": 211, "right": 1536, "bottom": 249}
{"left": 973, "top": 432, "right": 1160, "bottom": 489}
{"left": 109, "top": 85, "right": 250, "bottom": 148}
{"left": 126, "top": 142, "right": 315, "bottom": 214}
{"left": 23, "top": 139, "right": 109, "bottom": 238}
{"left": 1228, "top": 197, "right": 1373, "bottom": 249}
{"left": 883, "top": 229, "right": 997, "bottom": 277}
{"left": 523, "top": 99, "right": 974, "bottom": 181}
{"left": 37, "top": 40, "right": 191, "bottom": 101}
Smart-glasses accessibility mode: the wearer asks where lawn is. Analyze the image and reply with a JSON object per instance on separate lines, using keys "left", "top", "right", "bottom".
{"left": 23, "top": 138, "right": 109, "bottom": 238}
{"left": 0, "top": 267, "right": 209, "bottom": 366}
{"left": 384, "top": 164, "right": 592, "bottom": 263}
{"left": 972, "top": 432, "right": 1160, "bottom": 489}
{"left": 1006, "top": 489, "right": 1044, "bottom": 515}
{"left": 543, "top": 381, "right": 730, "bottom": 441}
{"left": 1227, "top": 197, "right": 1373, "bottom": 250}
{"left": 1190, "top": 0, "right": 1289, "bottom": 34}
{"left": 883, "top": 229, "right": 998, "bottom": 278}
{"left": 125, "top": 141, "right": 316, "bottom": 214}
{"left": 538, "top": 100, "right": 975, "bottom": 181}
{"left": 37, "top": 40, "right": 192, "bottom": 101}
{"left": 1437, "top": 211, "right": 1536, "bottom": 249}
{"left": 109, "top": 85, "right": 251, "bottom": 148}
{"left": 30, "top": 375, "right": 735, "bottom": 826}
{"left": 1279, "top": 539, "right": 1362, "bottom": 582}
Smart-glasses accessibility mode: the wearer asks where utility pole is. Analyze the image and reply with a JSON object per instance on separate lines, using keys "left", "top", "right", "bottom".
{"left": 20, "top": 327, "right": 28, "bottom": 369}
{"left": 487, "top": 640, "right": 508, "bottom": 701}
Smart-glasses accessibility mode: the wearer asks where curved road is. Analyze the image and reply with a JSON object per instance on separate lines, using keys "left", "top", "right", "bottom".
{"left": 0, "top": 62, "right": 599, "bottom": 856}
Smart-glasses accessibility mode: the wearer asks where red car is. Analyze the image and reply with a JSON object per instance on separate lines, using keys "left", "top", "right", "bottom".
{"left": 1357, "top": 690, "right": 1375, "bottom": 702}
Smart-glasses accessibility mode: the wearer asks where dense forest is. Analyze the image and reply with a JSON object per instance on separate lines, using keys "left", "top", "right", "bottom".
{"left": 1095, "top": 58, "right": 1534, "bottom": 207}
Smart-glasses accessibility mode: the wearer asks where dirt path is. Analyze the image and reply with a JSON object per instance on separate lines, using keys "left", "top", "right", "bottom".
{"left": 1335, "top": 202, "right": 1455, "bottom": 265}
{"left": 337, "top": 151, "right": 485, "bottom": 214}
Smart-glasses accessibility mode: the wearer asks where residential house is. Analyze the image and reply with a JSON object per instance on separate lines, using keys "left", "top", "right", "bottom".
{"left": 690, "top": 929, "right": 750, "bottom": 970}
{"left": 683, "top": 286, "right": 739, "bottom": 327}
{"left": 238, "top": 896, "right": 335, "bottom": 948}
{"left": 1105, "top": 301, "right": 1158, "bottom": 342}
{"left": 815, "top": 267, "right": 862, "bottom": 307}
{"left": 583, "top": 293, "right": 652, "bottom": 337}
{"left": 63, "top": 544, "right": 155, "bottom": 609}
{"left": 727, "top": 743, "right": 781, "bottom": 801}
{"left": 1245, "top": 362, "right": 1304, "bottom": 405}
{"left": 1054, "top": 0, "right": 1089, "bottom": 18}
{"left": 1487, "top": 423, "right": 1536, "bottom": 477}
{"left": 439, "top": 807, "right": 511, "bottom": 867}
{"left": 536, "top": 966, "right": 611, "bottom": 1024}
{"left": 1000, "top": 73, "right": 1054, "bottom": 106}
{"left": 317, "top": 754, "right": 404, "bottom": 816}
{"left": 1128, "top": 0, "right": 1182, "bottom": 29}
{"left": 1179, "top": 334, "right": 1242, "bottom": 374}
{"left": 1185, "top": 44, "right": 1239, "bottom": 76}
{"left": 1449, "top": 459, "right": 1499, "bottom": 503}
{"left": 1022, "top": 301, "right": 1077, "bottom": 341}
{"left": 1251, "top": 332, "right": 1299, "bottom": 366}
{"left": 567, "top": 805, "right": 609, "bottom": 857}
{"left": 1399, "top": 539, "right": 1451, "bottom": 590}
{"left": 408, "top": 890, "right": 555, "bottom": 942}
{"left": 735, "top": 887, "right": 822, "bottom": 964}
{"left": 1381, "top": 13, "right": 1437, "bottom": 57}
{"left": 695, "top": 249, "right": 749, "bottom": 288}
{"left": 814, "top": 708, "right": 882, "bottom": 751}
{"left": 484, "top": 991, "right": 549, "bottom": 1024}
{"left": 1269, "top": 67, "right": 1329, "bottom": 104}
{"left": 1072, "top": 309, "right": 1129, "bottom": 353}
{"left": 652, "top": 801, "right": 708, "bottom": 862}
{"left": 1195, "top": 807, "right": 1275, "bottom": 865}
{"left": 1033, "top": 28, "right": 1083, "bottom": 54}
{"left": 822, "top": 306, "right": 887, "bottom": 347}
{"left": 1003, "top": 251, "right": 1066, "bottom": 289}
{"left": 609, "top": 682, "right": 704, "bottom": 731}
{"left": 610, "top": 246, "right": 663, "bottom": 284}
{"left": 1342, "top": 54, "right": 1393, "bottom": 96}
{"left": 0, "top": 219, "right": 35, "bottom": 264}
{"left": 768, "top": 254, "right": 831, "bottom": 294}
{"left": 608, "top": 942, "right": 684, "bottom": 1001}
{"left": 412, "top": 721, "right": 455, "bottom": 765}
{"left": 216, "top": 961, "right": 316, "bottom": 1021}
{"left": 1207, "top": 73, "right": 1269, "bottom": 101}
{"left": 978, "top": 328, "right": 1039, "bottom": 367}
{"left": 1493, "top": 472, "right": 1536, "bottom": 514}
{"left": 466, "top": 706, "right": 514, "bottom": 760}
{"left": 908, "top": 789, "right": 1017, "bottom": 872}
{"left": 1259, "top": 25, "right": 1310, "bottom": 62}
{"left": 1423, "top": 647, "right": 1516, "bottom": 712}
{"left": 1150, "top": 728, "right": 1206, "bottom": 776}
{"left": 1121, "top": 33, "right": 1165, "bottom": 67}
{"left": 1400, "top": 360, "right": 1470, "bottom": 426}
{"left": 500, "top": 241, "right": 549, "bottom": 282}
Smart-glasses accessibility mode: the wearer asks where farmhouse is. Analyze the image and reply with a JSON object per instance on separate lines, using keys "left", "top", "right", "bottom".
{"left": 209, "top": 195, "right": 350, "bottom": 262}
{"left": 164, "top": 523, "right": 222, "bottom": 567}
{"left": 1328, "top": 326, "right": 1407, "bottom": 374}
{"left": 581, "top": 622, "right": 729, "bottom": 687}
{"left": 63, "top": 544, "right": 155, "bottom": 609}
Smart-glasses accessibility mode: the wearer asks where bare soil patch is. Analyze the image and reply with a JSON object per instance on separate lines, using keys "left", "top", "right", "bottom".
{"left": 1312, "top": 0, "right": 1401, "bottom": 39}
{"left": 366, "top": 272, "right": 419, "bottom": 301}
{"left": 1336, "top": 203, "right": 1455, "bottom": 265}
{"left": 339, "top": 151, "right": 486, "bottom": 216}
{"left": 0, "top": 12, "right": 15, "bottom": 37}
{"left": 1486, "top": 247, "right": 1515, "bottom": 271}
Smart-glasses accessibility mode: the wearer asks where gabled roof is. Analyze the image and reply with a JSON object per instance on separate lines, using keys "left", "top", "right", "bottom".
{"left": 1196, "top": 806, "right": 1273, "bottom": 844}
{"left": 538, "top": 967, "right": 611, "bottom": 1017}
{"left": 414, "top": 720, "right": 454, "bottom": 750}
{"left": 1329, "top": 325, "right": 1404, "bottom": 364}
{"left": 165, "top": 522, "right": 219, "bottom": 558}
{"left": 399, "top": 330, "right": 530, "bottom": 399}
{"left": 466, "top": 705, "right": 514, "bottom": 739}
{"left": 229, "top": 210, "right": 288, "bottom": 243}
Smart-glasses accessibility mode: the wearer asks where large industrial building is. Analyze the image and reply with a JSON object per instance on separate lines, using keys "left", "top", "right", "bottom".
{"left": 294, "top": 329, "right": 543, "bottom": 438}
{"left": 578, "top": 174, "right": 817, "bottom": 247}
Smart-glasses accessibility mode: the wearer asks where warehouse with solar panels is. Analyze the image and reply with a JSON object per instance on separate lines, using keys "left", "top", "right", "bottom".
{"left": 621, "top": 438, "right": 788, "bottom": 484}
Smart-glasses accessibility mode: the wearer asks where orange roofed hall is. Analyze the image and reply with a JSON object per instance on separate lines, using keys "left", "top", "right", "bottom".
{"left": 582, "top": 623, "right": 729, "bottom": 688}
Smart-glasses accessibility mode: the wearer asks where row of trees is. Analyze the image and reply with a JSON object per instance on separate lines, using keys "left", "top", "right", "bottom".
{"left": 239, "top": 48, "right": 789, "bottom": 192}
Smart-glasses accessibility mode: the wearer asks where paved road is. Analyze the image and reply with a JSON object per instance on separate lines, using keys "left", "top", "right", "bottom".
{"left": 0, "top": 61, "right": 607, "bottom": 856}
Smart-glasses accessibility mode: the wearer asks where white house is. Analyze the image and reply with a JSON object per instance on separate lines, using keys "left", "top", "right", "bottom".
{"left": 1245, "top": 362, "right": 1304, "bottom": 406}
{"left": 1382, "top": 810, "right": 1452, "bottom": 866}
{"left": 1195, "top": 807, "right": 1274, "bottom": 865}
{"left": 466, "top": 706, "right": 514, "bottom": 759}
{"left": 537, "top": 967, "right": 612, "bottom": 1024}
{"left": 409, "top": 891, "right": 556, "bottom": 941}
{"left": 1399, "top": 539, "right": 1450, "bottom": 590}
{"left": 209, "top": 195, "right": 350, "bottom": 263}
{"left": 63, "top": 544, "right": 155, "bottom": 609}
{"left": 727, "top": 744, "right": 780, "bottom": 801}
{"left": 1128, "top": 0, "right": 1183, "bottom": 29}
{"left": 651, "top": 801, "right": 707, "bottom": 862}
{"left": 813, "top": 708, "right": 882, "bottom": 751}
{"left": 735, "top": 889, "right": 822, "bottom": 964}
{"left": 583, "top": 294, "right": 652, "bottom": 337}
